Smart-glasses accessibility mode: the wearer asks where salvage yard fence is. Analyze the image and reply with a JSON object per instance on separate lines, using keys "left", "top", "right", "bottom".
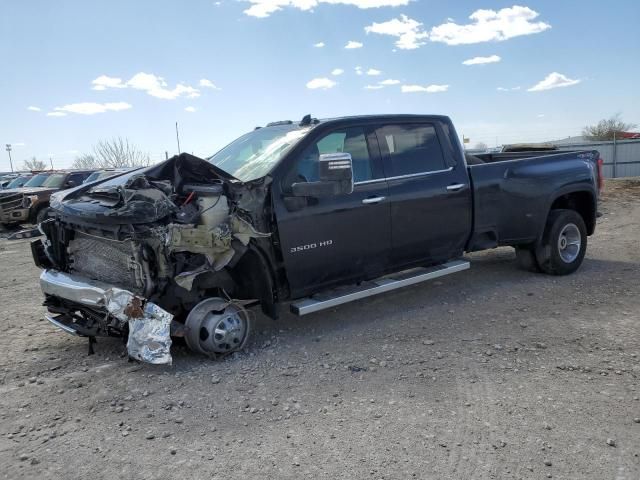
{"left": 555, "top": 139, "right": 640, "bottom": 178}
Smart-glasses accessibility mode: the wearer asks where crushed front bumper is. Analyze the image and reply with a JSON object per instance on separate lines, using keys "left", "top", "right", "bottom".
{"left": 40, "top": 269, "right": 174, "bottom": 364}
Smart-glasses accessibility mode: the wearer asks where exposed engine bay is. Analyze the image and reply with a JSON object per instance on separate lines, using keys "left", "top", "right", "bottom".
{"left": 33, "top": 154, "right": 274, "bottom": 364}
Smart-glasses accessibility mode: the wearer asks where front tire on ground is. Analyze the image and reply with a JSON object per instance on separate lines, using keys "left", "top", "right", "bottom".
{"left": 535, "top": 209, "right": 587, "bottom": 275}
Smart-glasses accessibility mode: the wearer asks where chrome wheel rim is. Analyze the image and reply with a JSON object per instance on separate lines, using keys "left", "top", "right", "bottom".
{"left": 557, "top": 223, "right": 581, "bottom": 263}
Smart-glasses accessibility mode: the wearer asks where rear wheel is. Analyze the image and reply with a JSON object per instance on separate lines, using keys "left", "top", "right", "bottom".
{"left": 535, "top": 209, "right": 587, "bottom": 275}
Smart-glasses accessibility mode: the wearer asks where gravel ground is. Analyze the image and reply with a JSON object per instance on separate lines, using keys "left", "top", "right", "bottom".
{"left": 0, "top": 179, "right": 639, "bottom": 480}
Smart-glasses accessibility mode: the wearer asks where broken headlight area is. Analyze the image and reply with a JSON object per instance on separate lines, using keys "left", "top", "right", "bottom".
{"left": 36, "top": 154, "right": 271, "bottom": 364}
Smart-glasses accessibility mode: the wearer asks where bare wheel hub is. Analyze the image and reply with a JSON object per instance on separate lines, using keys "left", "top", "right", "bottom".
{"left": 557, "top": 223, "right": 581, "bottom": 263}
{"left": 184, "top": 298, "right": 250, "bottom": 357}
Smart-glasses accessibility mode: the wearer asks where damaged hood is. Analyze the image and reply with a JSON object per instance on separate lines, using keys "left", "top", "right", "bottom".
{"left": 51, "top": 154, "right": 243, "bottom": 224}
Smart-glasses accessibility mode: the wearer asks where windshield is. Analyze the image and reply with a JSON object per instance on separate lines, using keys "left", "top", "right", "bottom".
{"left": 208, "top": 125, "right": 311, "bottom": 182}
{"left": 41, "top": 173, "right": 67, "bottom": 188}
{"left": 6, "top": 176, "right": 31, "bottom": 189}
{"left": 23, "top": 173, "right": 51, "bottom": 187}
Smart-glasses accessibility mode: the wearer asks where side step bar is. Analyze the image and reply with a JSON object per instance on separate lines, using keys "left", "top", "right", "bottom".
{"left": 290, "top": 259, "right": 470, "bottom": 316}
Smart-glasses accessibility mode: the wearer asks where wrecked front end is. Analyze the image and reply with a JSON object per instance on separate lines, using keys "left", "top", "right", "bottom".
{"left": 31, "top": 154, "right": 271, "bottom": 365}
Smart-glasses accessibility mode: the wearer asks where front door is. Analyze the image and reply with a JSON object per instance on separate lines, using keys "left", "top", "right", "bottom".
{"left": 274, "top": 126, "right": 391, "bottom": 297}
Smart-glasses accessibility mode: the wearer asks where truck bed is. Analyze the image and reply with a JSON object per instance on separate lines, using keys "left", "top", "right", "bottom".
{"left": 466, "top": 150, "right": 600, "bottom": 251}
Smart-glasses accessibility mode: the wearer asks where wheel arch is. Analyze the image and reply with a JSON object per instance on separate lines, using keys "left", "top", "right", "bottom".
{"left": 227, "top": 244, "right": 279, "bottom": 320}
{"left": 545, "top": 188, "right": 596, "bottom": 237}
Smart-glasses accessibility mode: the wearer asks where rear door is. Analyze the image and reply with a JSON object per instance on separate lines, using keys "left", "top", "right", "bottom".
{"left": 274, "top": 125, "right": 391, "bottom": 297}
{"left": 375, "top": 122, "right": 472, "bottom": 268}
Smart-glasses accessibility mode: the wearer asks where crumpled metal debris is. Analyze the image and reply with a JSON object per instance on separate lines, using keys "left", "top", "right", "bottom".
{"left": 126, "top": 303, "right": 173, "bottom": 365}
{"left": 167, "top": 213, "right": 270, "bottom": 290}
{"left": 103, "top": 289, "right": 173, "bottom": 365}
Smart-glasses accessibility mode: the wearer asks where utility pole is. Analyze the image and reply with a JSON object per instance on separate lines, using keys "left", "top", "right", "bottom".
{"left": 5, "top": 144, "right": 13, "bottom": 172}
{"left": 49, "top": 156, "right": 54, "bottom": 170}
{"left": 175, "top": 122, "right": 181, "bottom": 154}
{"left": 165, "top": 151, "right": 169, "bottom": 160}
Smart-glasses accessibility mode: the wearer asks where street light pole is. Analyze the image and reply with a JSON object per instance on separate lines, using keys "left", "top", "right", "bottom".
{"left": 5, "top": 144, "right": 13, "bottom": 172}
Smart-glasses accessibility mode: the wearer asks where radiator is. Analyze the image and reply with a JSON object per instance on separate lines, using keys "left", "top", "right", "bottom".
{"left": 68, "top": 232, "right": 145, "bottom": 294}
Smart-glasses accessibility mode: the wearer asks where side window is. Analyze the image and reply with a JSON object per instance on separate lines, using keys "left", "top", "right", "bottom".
{"left": 294, "top": 127, "right": 375, "bottom": 183}
{"left": 67, "top": 173, "right": 87, "bottom": 185}
{"left": 379, "top": 124, "right": 446, "bottom": 177}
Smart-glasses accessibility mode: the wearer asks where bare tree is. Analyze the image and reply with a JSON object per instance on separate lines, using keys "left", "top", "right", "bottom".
{"left": 71, "top": 137, "right": 152, "bottom": 169}
{"left": 93, "top": 137, "right": 151, "bottom": 168}
{"left": 22, "top": 157, "right": 48, "bottom": 171}
{"left": 583, "top": 114, "right": 637, "bottom": 141}
{"left": 473, "top": 142, "right": 488, "bottom": 150}
{"left": 71, "top": 154, "right": 99, "bottom": 169}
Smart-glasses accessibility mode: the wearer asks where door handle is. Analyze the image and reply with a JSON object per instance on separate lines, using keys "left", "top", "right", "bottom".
{"left": 446, "top": 183, "right": 465, "bottom": 192}
{"left": 362, "top": 196, "right": 385, "bottom": 205}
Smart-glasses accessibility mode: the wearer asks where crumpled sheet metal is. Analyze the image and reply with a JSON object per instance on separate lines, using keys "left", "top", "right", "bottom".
{"left": 104, "top": 289, "right": 173, "bottom": 365}
{"left": 167, "top": 213, "right": 270, "bottom": 290}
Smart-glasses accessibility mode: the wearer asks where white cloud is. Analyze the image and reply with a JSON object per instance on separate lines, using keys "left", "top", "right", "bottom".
{"left": 91, "top": 72, "right": 202, "bottom": 100}
{"left": 496, "top": 86, "right": 521, "bottom": 91}
{"left": 243, "top": 0, "right": 409, "bottom": 18}
{"left": 430, "top": 6, "right": 550, "bottom": 45}
{"left": 462, "top": 54, "right": 501, "bottom": 65}
{"left": 366, "top": 68, "right": 381, "bottom": 76}
{"left": 127, "top": 72, "right": 200, "bottom": 99}
{"left": 365, "top": 15, "right": 428, "bottom": 50}
{"left": 314, "top": 42, "right": 325, "bottom": 48}
{"left": 401, "top": 84, "right": 449, "bottom": 93}
{"left": 199, "top": 78, "right": 220, "bottom": 89}
{"left": 91, "top": 75, "right": 126, "bottom": 90}
{"left": 306, "top": 77, "right": 337, "bottom": 89}
{"left": 52, "top": 102, "right": 132, "bottom": 115}
{"left": 364, "top": 84, "right": 384, "bottom": 90}
{"left": 27, "top": 106, "right": 41, "bottom": 112}
{"left": 345, "top": 40, "right": 363, "bottom": 49}
{"left": 355, "top": 66, "right": 363, "bottom": 75}
{"left": 527, "top": 72, "right": 581, "bottom": 92}
{"left": 537, "top": 114, "right": 545, "bottom": 118}
{"left": 185, "top": 106, "right": 197, "bottom": 112}
{"left": 331, "top": 68, "right": 344, "bottom": 76}
{"left": 380, "top": 79, "right": 400, "bottom": 85}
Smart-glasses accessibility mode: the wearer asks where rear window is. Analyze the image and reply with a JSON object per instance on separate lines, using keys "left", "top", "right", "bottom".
{"left": 379, "top": 124, "right": 446, "bottom": 177}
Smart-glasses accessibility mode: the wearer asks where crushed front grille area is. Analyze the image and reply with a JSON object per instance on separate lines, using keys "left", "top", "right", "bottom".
{"left": 68, "top": 232, "right": 144, "bottom": 294}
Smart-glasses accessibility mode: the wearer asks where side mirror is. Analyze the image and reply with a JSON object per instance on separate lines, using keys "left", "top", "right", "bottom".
{"left": 65, "top": 180, "right": 76, "bottom": 188}
{"left": 291, "top": 153, "right": 354, "bottom": 198}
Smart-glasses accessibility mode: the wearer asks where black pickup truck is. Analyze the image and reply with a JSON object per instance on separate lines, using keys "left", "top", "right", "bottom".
{"left": 32, "top": 115, "right": 602, "bottom": 364}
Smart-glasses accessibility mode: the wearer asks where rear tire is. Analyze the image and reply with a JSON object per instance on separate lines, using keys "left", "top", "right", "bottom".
{"left": 515, "top": 246, "right": 541, "bottom": 272}
{"left": 535, "top": 209, "right": 587, "bottom": 275}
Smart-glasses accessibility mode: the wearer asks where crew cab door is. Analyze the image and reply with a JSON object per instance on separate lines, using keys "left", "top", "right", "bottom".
{"left": 375, "top": 122, "right": 472, "bottom": 268}
{"left": 273, "top": 126, "right": 391, "bottom": 297}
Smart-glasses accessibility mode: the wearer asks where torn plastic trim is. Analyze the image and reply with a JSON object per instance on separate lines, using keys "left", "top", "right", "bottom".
{"left": 40, "top": 269, "right": 173, "bottom": 365}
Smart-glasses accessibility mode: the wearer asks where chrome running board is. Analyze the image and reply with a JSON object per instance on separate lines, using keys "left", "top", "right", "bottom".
{"left": 290, "top": 259, "right": 470, "bottom": 316}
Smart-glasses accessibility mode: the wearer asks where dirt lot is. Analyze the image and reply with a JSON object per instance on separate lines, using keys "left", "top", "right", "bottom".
{"left": 0, "top": 179, "right": 639, "bottom": 480}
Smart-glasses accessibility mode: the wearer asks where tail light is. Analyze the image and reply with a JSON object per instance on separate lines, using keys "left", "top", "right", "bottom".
{"left": 596, "top": 156, "right": 604, "bottom": 194}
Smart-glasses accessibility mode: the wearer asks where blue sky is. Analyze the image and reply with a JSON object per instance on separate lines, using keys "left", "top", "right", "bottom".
{"left": 1, "top": 0, "right": 639, "bottom": 170}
